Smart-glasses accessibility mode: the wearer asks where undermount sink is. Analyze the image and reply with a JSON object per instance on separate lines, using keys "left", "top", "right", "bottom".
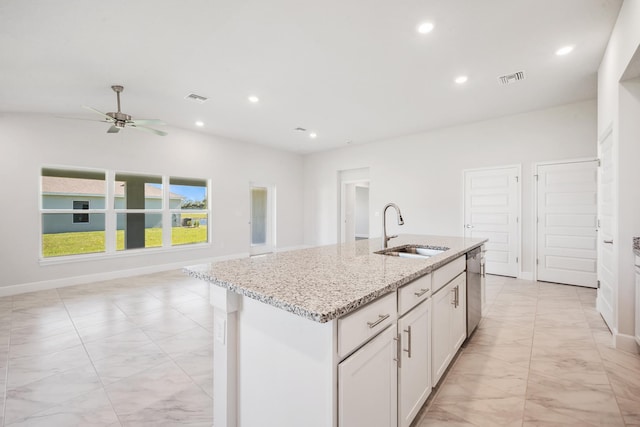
{"left": 375, "top": 245, "right": 449, "bottom": 259}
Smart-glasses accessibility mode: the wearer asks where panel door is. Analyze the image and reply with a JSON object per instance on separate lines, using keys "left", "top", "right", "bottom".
{"left": 464, "top": 167, "right": 519, "bottom": 277}
{"left": 431, "top": 282, "right": 454, "bottom": 386}
{"left": 536, "top": 160, "right": 598, "bottom": 287}
{"left": 597, "top": 130, "right": 615, "bottom": 329}
{"left": 338, "top": 326, "right": 397, "bottom": 427}
{"left": 398, "top": 299, "right": 431, "bottom": 427}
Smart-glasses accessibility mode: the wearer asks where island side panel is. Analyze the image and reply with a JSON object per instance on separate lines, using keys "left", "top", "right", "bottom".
{"left": 237, "top": 295, "right": 337, "bottom": 427}
{"left": 210, "top": 285, "right": 240, "bottom": 427}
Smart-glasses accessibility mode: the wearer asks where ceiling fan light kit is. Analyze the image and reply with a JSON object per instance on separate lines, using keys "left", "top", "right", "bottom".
{"left": 83, "top": 85, "right": 168, "bottom": 136}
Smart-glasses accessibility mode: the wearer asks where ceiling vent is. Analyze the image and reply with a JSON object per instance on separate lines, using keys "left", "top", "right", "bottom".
{"left": 498, "top": 71, "right": 526, "bottom": 85}
{"left": 184, "top": 93, "right": 209, "bottom": 103}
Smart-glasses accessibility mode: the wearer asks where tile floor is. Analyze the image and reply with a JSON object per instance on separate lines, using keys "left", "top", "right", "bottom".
{"left": 0, "top": 272, "right": 638, "bottom": 426}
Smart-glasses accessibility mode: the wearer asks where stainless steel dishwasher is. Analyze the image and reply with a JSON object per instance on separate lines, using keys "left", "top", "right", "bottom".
{"left": 466, "top": 246, "right": 485, "bottom": 337}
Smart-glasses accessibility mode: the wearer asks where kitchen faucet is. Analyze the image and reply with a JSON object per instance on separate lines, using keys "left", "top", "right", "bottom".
{"left": 382, "top": 203, "right": 404, "bottom": 248}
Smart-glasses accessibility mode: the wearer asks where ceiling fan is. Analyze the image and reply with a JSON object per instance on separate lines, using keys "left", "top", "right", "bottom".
{"left": 83, "top": 85, "right": 168, "bottom": 136}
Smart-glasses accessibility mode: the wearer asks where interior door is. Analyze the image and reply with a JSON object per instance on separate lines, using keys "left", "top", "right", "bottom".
{"left": 464, "top": 166, "right": 519, "bottom": 277}
{"left": 250, "top": 184, "right": 274, "bottom": 256}
{"left": 597, "top": 129, "right": 615, "bottom": 329}
{"left": 536, "top": 160, "right": 598, "bottom": 287}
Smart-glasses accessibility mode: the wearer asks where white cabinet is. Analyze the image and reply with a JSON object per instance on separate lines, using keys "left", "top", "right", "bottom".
{"left": 635, "top": 256, "right": 640, "bottom": 346}
{"left": 397, "top": 298, "right": 431, "bottom": 427}
{"left": 338, "top": 326, "right": 398, "bottom": 427}
{"left": 431, "top": 272, "right": 466, "bottom": 386}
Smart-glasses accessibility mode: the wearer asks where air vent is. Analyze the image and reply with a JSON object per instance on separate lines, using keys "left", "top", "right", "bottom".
{"left": 498, "top": 71, "right": 526, "bottom": 85}
{"left": 184, "top": 93, "right": 209, "bottom": 103}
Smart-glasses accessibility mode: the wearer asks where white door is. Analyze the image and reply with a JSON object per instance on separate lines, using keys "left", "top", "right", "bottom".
{"left": 398, "top": 299, "right": 431, "bottom": 427}
{"left": 536, "top": 160, "right": 598, "bottom": 287}
{"left": 338, "top": 326, "right": 397, "bottom": 427}
{"left": 249, "top": 184, "right": 274, "bottom": 256}
{"left": 597, "top": 129, "right": 615, "bottom": 328}
{"left": 464, "top": 166, "right": 520, "bottom": 277}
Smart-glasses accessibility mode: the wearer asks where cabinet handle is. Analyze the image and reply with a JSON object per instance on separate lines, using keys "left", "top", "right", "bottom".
{"left": 366, "top": 314, "right": 390, "bottom": 329}
{"left": 455, "top": 286, "right": 459, "bottom": 308}
{"left": 403, "top": 326, "right": 412, "bottom": 358}
{"left": 393, "top": 333, "right": 401, "bottom": 368}
{"left": 414, "top": 288, "right": 430, "bottom": 297}
{"left": 451, "top": 288, "right": 456, "bottom": 306}
{"left": 604, "top": 239, "right": 614, "bottom": 244}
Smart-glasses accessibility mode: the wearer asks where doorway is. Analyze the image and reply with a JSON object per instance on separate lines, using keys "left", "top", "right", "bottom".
{"left": 249, "top": 183, "right": 275, "bottom": 256}
{"left": 535, "top": 159, "right": 598, "bottom": 287}
{"left": 339, "top": 168, "right": 370, "bottom": 243}
{"left": 463, "top": 165, "right": 520, "bottom": 277}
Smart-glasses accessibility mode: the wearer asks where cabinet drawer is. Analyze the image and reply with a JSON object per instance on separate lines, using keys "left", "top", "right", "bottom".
{"left": 338, "top": 292, "right": 396, "bottom": 359}
{"left": 432, "top": 255, "right": 465, "bottom": 293}
{"left": 398, "top": 273, "right": 431, "bottom": 316}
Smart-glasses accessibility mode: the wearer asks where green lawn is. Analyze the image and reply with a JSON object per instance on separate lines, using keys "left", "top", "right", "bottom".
{"left": 42, "top": 226, "right": 208, "bottom": 257}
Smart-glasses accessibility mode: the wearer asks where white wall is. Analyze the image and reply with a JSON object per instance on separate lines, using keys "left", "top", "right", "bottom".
{"left": 303, "top": 100, "right": 597, "bottom": 276}
{"left": 598, "top": 0, "right": 640, "bottom": 348}
{"left": 0, "top": 114, "right": 304, "bottom": 292}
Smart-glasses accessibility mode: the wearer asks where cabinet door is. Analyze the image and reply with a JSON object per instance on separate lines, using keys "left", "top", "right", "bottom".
{"left": 398, "top": 299, "right": 431, "bottom": 427}
{"left": 431, "top": 281, "right": 455, "bottom": 386}
{"left": 451, "top": 274, "right": 467, "bottom": 352}
{"left": 339, "top": 326, "right": 397, "bottom": 427}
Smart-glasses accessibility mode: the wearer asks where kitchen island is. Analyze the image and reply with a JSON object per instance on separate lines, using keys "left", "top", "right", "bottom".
{"left": 185, "top": 234, "right": 486, "bottom": 427}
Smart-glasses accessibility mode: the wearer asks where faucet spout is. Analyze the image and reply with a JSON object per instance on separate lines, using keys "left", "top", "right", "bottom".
{"left": 383, "top": 203, "right": 404, "bottom": 249}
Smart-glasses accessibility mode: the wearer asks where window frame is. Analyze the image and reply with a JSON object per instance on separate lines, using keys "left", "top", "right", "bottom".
{"left": 40, "top": 166, "right": 211, "bottom": 263}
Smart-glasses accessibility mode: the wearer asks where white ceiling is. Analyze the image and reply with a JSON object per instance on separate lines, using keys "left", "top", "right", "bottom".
{"left": 0, "top": 0, "right": 622, "bottom": 153}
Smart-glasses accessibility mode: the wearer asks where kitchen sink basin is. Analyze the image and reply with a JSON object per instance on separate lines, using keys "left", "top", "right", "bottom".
{"left": 375, "top": 245, "right": 449, "bottom": 259}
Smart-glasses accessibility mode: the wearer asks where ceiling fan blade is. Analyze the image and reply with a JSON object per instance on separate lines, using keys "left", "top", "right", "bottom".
{"left": 107, "top": 125, "right": 121, "bottom": 134}
{"left": 130, "top": 119, "right": 166, "bottom": 126}
{"left": 128, "top": 124, "right": 168, "bottom": 136}
{"left": 83, "top": 105, "right": 115, "bottom": 122}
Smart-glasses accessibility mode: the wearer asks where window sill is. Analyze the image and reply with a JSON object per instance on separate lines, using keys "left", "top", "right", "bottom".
{"left": 39, "top": 242, "right": 212, "bottom": 266}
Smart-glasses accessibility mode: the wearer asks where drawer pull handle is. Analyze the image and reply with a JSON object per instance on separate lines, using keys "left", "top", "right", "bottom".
{"left": 367, "top": 314, "right": 390, "bottom": 328}
{"left": 414, "top": 288, "right": 430, "bottom": 297}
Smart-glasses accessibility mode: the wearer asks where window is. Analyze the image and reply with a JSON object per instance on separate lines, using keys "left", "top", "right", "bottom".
{"left": 72, "top": 201, "right": 89, "bottom": 223}
{"left": 41, "top": 168, "right": 106, "bottom": 257}
{"left": 40, "top": 167, "right": 210, "bottom": 259}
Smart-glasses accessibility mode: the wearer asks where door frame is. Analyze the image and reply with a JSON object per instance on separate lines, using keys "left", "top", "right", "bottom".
{"left": 532, "top": 157, "right": 599, "bottom": 283}
{"left": 249, "top": 182, "right": 276, "bottom": 256}
{"left": 461, "top": 164, "right": 522, "bottom": 278}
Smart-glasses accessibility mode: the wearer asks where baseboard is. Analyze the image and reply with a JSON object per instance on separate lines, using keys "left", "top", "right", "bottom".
{"left": 614, "top": 331, "right": 640, "bottom": 354}
{"left": 0, "top": 252, "right": 249, "bottom": 298}
{"left": 519, "top": 271, "right": 533, "bottom": 281}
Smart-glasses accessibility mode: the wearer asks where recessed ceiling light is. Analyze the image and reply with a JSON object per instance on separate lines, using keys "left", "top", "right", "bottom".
{"left": 309, "top": 132, "right": 317, "bottom": 139}
{"left": 455, "top": 75, "right": 468, "bottom": 84}
{"left": 417, "top": 22, "right": 434, "bottom": 34}
{"left": 248, "top": 95, "right": 259, "bottom": 103}
{"left": 195, "top": 121, "right": 204, "bottom": 127}
{"left": 555, "top": 45, "right": 574, "bottom": 56}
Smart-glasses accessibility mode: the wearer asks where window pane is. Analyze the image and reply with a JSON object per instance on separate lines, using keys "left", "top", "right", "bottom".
{"left": 251, "top": 188, "right": 267, "bottom": 245}
{"left": 172, "top": 214, "right": 208, "bottom": 246}
{"left": 42, "top": 213, "right": 105, "bottom": 257}
{"left": 116, "top": 213, "right": 162, "bottom": 250}
{"left": 115, "top": 173, "right": 163, "bottom": 210}
{"left": 169, "top": 177, "right": 207, "bottom": 210}
{"left": 42, "top": 169, "right": 105, "bottom": 209}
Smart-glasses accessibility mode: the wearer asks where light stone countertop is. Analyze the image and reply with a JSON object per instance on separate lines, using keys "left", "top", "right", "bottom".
{"left": 185, "top": 234, "right": 486, "bottom": 323}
